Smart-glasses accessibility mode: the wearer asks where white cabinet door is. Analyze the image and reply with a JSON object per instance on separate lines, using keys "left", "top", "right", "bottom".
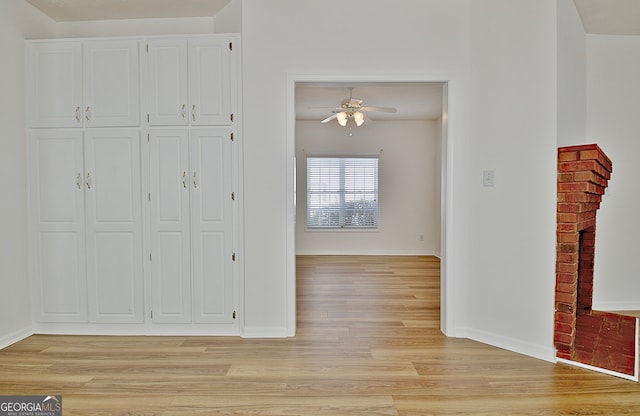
{"left": 189, "top": 39, "right": 231, "bottom": 126}
{"left": 149, "top": 128, "right": 234, "bottom": 324}
{"left": 148, "top": 37, "right": 232, "bottom": 127}
{"left": 148, "top": 40, "right": 189, "bottom": 126}
{"left": 149, "top": 129, "right": 192, "bottom": 323}
{"left": 83, "top": 40, "right": 140, "bottom": 127}
{"left": 29, "top": 130, "right": 87, "bottom": 322}
{"left": 190, "top": 128, "right": 234, "bottom": 323}
{"left": 27, "top": 42, "right": 83, "bottom": 128}
{"left": 84, "top": 130, "right": 144, "bottom": 323}
{"left": 27, "top": 40, "right": 140, "bottom": 128}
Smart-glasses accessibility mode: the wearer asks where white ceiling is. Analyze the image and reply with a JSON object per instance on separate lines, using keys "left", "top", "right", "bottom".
{"left": 22, "top": 0, "right": 640, "bottom": 122}
{"left": 23, "top": 0, "right": 640, "bottom": 33}
{"left": 573, "top": 0, "right": 640, "bottom": 35}
{"left": 24, "top": 0, "right": 233, "bottom": 22}
{"left": 296, "top": 83, "right": 444, "bottom": 122}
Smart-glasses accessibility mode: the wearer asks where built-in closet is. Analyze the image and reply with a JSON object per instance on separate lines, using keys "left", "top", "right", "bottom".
{"left": 26, "top": 34, "right": 242, "bottom": 335}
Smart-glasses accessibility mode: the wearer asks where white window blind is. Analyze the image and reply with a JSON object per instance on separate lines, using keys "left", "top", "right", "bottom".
{"left": 306, "top": 156, "right": 379, "bottom": 229}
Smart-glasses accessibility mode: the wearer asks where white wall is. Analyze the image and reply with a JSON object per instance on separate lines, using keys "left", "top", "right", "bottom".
{"left": 0, "top": 1, "right": 56, "bottom": 347}
{"left": 557, "top": 0, "right": 587, "bottom": 145}
{"left": 586, "top": 34, "right": 640, "bottom": 311}
{"left": 461, "top": 0, "right": 557, "bottom": 360}
{"left": 295, "top": 119, "right": 440, "bottom": 256}
{"left": 242, "top": 0, "right": 558, "bottom": 360}
{"left": 3, "top": 0, "right": 563, "bottom": 361}
{"left": 56, "top": 17, "right": 215, "bottom": 38}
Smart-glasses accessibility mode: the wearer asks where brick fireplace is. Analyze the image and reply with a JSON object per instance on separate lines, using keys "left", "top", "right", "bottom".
{"left": 555, "top": 144, "right": 638, "bottom": 380}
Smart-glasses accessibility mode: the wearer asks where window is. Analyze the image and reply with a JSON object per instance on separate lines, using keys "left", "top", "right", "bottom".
{"left": 306, "top": 156, "right": 379, "bottom": 229}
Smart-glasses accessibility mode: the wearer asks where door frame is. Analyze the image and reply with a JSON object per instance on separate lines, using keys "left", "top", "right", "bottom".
{"left": 285, "top": 73, "right": 457, "bottom": 337}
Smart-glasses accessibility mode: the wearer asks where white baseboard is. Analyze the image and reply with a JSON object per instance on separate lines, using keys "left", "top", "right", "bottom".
{"left": 592, "top": 301, "right": 640, "bottom": 312}
{"left": 242, "top": 326, "right": 290, "bottom": 338}
{"left": 295, "top": 250, "right": 440, "bottom": 257}
{"left": 458, "top": 326, "right": 556, "bottom": 363}
{"left": 0, "top": 326, "right": 33, "bottom": 350}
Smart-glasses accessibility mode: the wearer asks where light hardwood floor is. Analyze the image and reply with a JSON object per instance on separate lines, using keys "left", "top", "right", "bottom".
{"left": 1, "top": 255, "right": 639, "bottom": 415}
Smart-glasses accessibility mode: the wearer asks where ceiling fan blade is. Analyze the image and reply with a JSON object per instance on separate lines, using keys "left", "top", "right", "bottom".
{"left": 361, "top": 106, "right": 397, "bottom": 113}
{"left": 320, "top": 114, "right": 338, "bottom": 123}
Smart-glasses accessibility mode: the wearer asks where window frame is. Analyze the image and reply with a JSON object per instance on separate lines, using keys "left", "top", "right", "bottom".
{"left": 305, "top": 155, "right": 379, "bottom": 230}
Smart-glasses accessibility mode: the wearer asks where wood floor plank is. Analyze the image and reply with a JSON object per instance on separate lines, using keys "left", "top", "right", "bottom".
{"left": 1, "top": 255, "right": 640, "bottom": 415}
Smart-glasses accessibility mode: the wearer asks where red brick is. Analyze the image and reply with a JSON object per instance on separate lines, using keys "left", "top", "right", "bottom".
{"left": 556, "top": 272, "right": 577, "bottom": 283}
{"left": 557, "top": 212, "right": 577, "bottom": 223}
{"left": 558, "top": 232, "right": 579, "bottom": 243}
{"left": 556, "top": 302, "right": 576, "bottom": 314}
{"left": 554, "top": 331, "right": 574, "bottom": 346}
{"left": 557, "top": 223, "right": 578, "bottom": 233}
{"left": 556, "top": 262, "right": 578, "bottom": 273}
{"left": 556, "top": 291, "right": 577, "bottom": 305}
{"left": 557, "top": 252, "right": 578, "bottom": 263}
{"left": 555, "top": 311, "right": 576, "bottom": 325}
{"left": 558, "top": 150, "right": 578, "bottom": 162}
{"left": 556, "top": 280, "right": 577, "bottom": 294}
{"left": 557, "top": 172, "right": 574, "bottom": 182}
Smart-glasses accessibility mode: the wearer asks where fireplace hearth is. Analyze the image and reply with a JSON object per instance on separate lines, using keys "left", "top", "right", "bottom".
{"left": 555, "top": 144, "right": 638, "bottom": 380}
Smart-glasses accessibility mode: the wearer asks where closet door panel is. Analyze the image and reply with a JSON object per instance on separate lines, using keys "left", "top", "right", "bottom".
{"left": 84, "top": 130, "right": 143, "bottom": 323}
{"left": 83, "top": 40, "right": 140, "bottom": 127}
{"left": 190, "top": 128, "right": 233, "bottom": 323}
{"left": 29, "top": 131, "right": 87, "bottom": 322}
{"left": 149, "top": 129, "right": 191, "bottom": 323}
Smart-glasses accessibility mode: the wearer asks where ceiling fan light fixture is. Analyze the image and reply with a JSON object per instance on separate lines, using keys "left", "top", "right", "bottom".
{"left": 336, "top": 111, "right": 348, "bottom": 126}
{"left": 354, "top": 111, "right": 364, "bottom": 126}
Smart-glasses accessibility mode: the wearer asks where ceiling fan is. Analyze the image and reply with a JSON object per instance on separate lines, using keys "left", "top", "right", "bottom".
{"left": 320, "top": 89, "right": 396, "bottom": 127}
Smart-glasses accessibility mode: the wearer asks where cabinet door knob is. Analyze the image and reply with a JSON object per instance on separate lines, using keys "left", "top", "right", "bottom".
{"left": 181, "top": 104, "right": 186, "bottom": 120}
{"left": 192, "top": 171, "right": 198, "bottom": 189}
{"left": 76, "top": 173, "right": 83, "bottom": 189}
{"left": 86, "top": 172, "right": 92, "bottom": 189}
{"left": 182, "top": 171, "right": 187, "bottom": 188}
{"left": 75, "top": 106, "right": 81, "bottom": 123}
{"left": 85, "top": 106, "right": 91, "bottom": 122}
{"left": 191, "top": 104, "right": 196, "bottom": 122}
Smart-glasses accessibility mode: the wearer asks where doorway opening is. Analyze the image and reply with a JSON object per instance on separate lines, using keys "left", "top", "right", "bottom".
{"left": 286, "top": 77, "right": 451, "bottom": 337}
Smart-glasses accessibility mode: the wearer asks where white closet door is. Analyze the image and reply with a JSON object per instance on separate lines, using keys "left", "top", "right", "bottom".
{"left": 27, "top": 42, "right": 82, "bottom": 128}
{"left": 149, "top": 129, "right": 192, "bottom": 323}
{"left": 83, "top": 40, "right": 140, "bottom": 127}
{"left": 29, "top": 130, "right": 87, "bottom": 322}
{"left": 190, "top": 128, "right": 234, "bottom": 323}
{"left": 148, "top": 39, "right": 189, "bottom": 126}
{"left": 189, "top": 39, "right": 231, "bottom": 126}
{"left": 84, "top": 129, "right": 143, "bottom": 323}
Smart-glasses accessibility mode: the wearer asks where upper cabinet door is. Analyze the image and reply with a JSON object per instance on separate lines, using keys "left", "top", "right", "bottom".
{"left": 189, "top": 38, "right": 231, "bottom": 126}
{"left": 27, "top": 42, "right": 83, "bottom": 128}
{"left": 83, "top": 40, "right": 140, "bottom": 127}
{"left": 148, "top": 39, "right": 189, "bottom": 126}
